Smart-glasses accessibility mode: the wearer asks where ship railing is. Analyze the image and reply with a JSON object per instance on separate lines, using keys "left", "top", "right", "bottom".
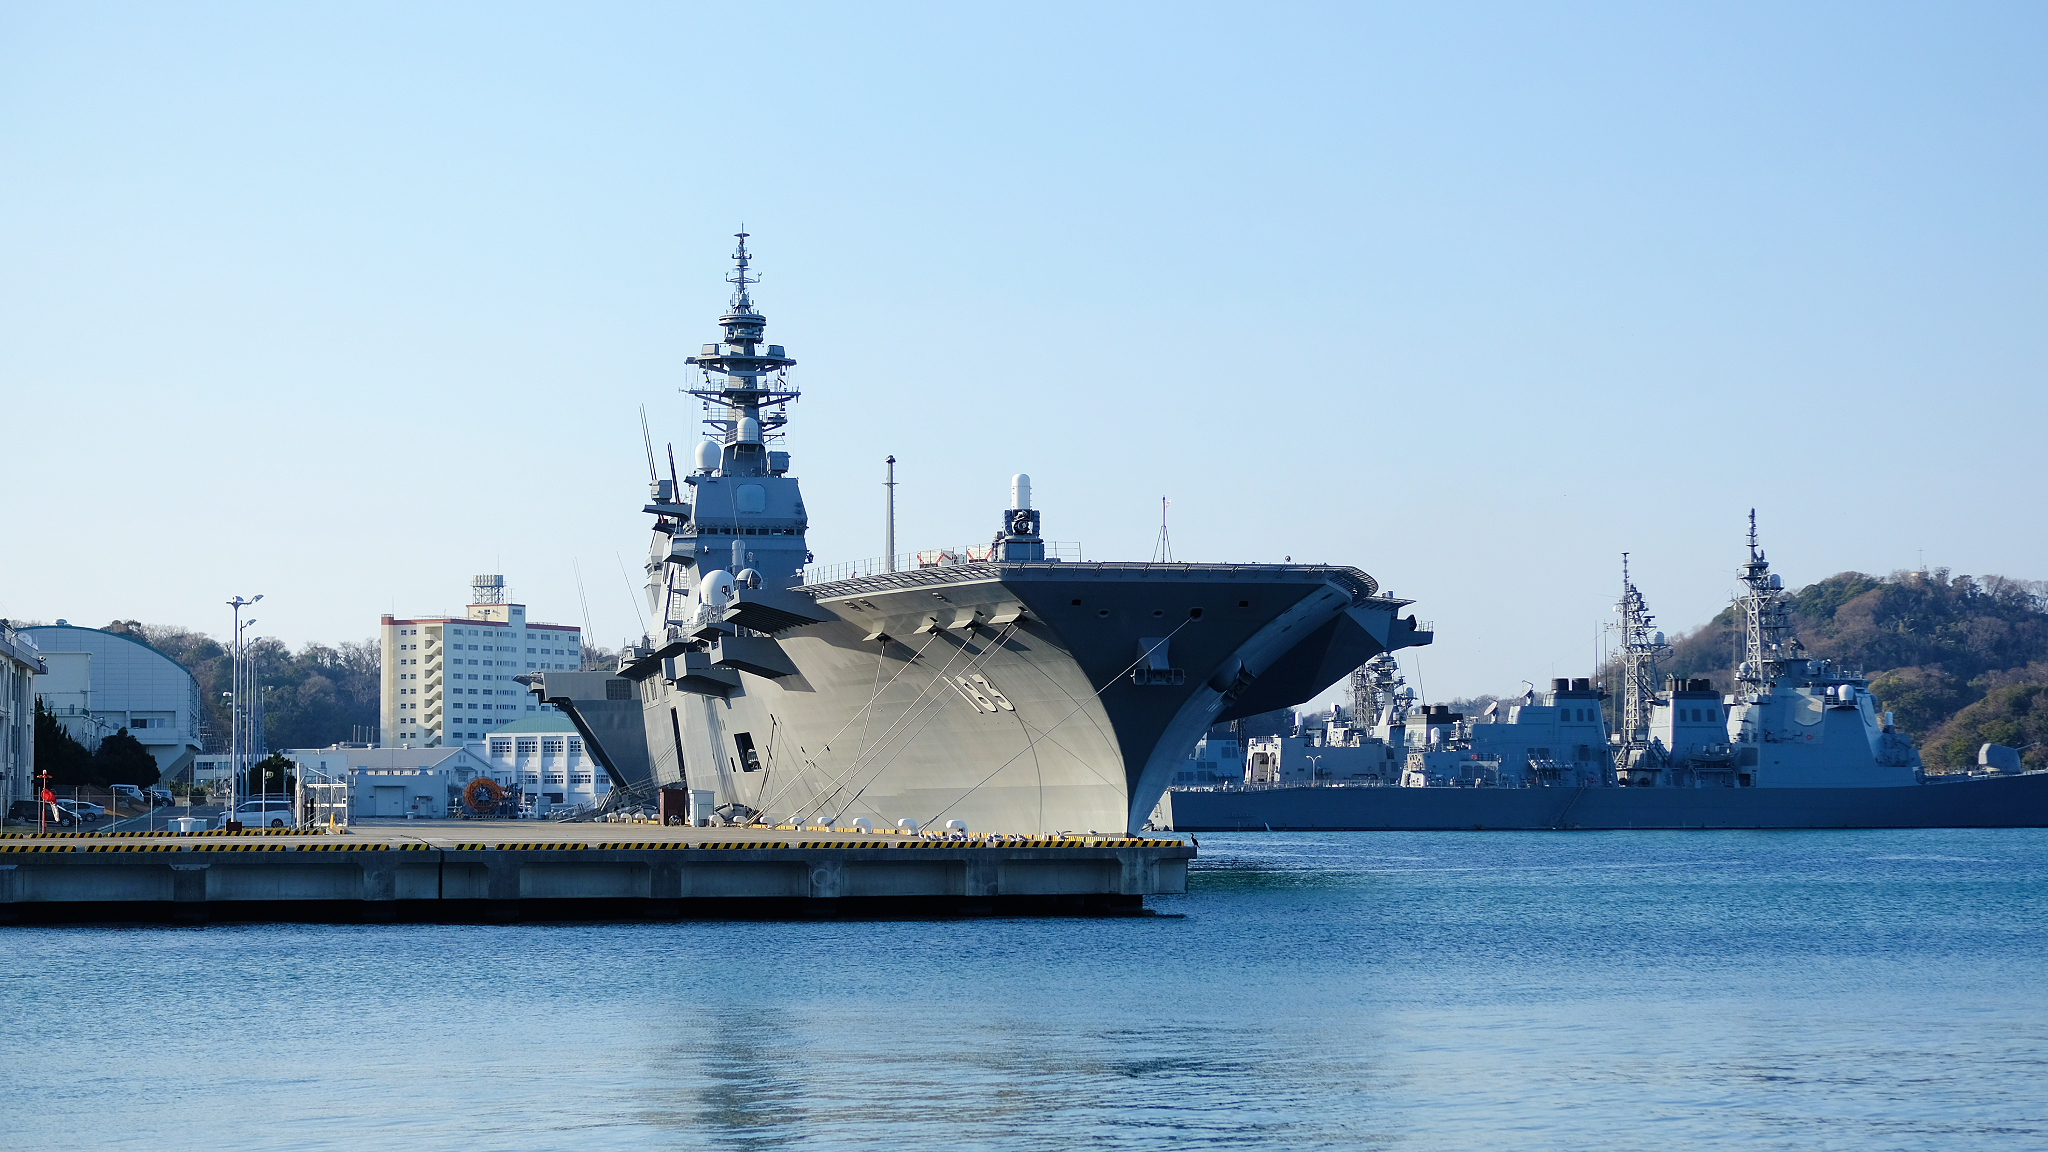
{"left": 803, "top": 544, "right": 1085, "bottom": 585}
{"left": 800, "top": 559, "right": 1384, "bottom": 601}
{"left": 1180, "top": 778, "right": 1406, "bottom": 792}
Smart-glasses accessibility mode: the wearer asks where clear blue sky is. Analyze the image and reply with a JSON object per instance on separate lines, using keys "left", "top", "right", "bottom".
{"left": 5, "top": 2, "right": 2044, "bottom": 702}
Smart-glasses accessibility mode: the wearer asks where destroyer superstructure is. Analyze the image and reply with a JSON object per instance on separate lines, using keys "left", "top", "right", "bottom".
{"left": 525, "top": 235, "right": 1434, "bottom": 835}
{"left": 1169, "top": 515, "right": 2048, "bottom": 830}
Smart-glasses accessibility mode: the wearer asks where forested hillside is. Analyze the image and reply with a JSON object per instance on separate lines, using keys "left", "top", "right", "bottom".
{"left": 102, "top": 621, "right": 382, "bottom": 752}
{"left": 1661, "top": 570, "right": 2048, "bottom": 771}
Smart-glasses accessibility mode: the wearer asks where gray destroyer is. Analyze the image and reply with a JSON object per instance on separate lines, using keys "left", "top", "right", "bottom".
{"left": 525, "top": 235, "right": 1432, "bottom": 835}
{"left": 1168, "top": 521, "right": 2048, "bottom": 830}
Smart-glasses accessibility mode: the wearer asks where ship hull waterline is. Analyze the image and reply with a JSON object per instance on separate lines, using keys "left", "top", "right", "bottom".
{"left": 1164, "top": 771, "right": 2048, "bottom": 831}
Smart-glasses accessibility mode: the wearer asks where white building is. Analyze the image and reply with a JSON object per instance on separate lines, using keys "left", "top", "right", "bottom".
{"left": 188, "top": 753, "right": 234, "bottom": 793}
{"left": 282, "top": 744, "right": 494, "bottom": 820}
{"left": 477, "top": 715, "right": 610, "bottom": 812}
{"left": 381, "top": 575, "right": 582, "bottom": 748}
{"left": 2, "top": 621, "right": 47, "bottom": 805}
{"left": 21, "top": 622, "right": 203, "bottom": 783}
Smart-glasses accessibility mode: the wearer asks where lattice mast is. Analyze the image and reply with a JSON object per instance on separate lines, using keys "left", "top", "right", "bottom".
{"left": 1735, "top": 509, "right": 1799, "bottom": 692}
{"left": 1350, "top": 653, "right": 1404, "bottom": 727}
{"left": 1612, "top": 553, "right": 1668, "bottom": 764}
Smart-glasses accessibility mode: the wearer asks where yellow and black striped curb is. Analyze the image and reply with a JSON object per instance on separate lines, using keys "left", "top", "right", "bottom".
{"left": 57, "top": 843, "right": 468, "bottom": 853}
{"left": 1, "top": 827, "right": 329, "bottom": 840}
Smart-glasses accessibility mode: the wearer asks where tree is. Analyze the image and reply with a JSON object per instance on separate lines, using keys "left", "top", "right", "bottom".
{"left": 1867, "top": 666, "right": 1972, "bottom": 742}
{"left": 247, "top": 752, "right": 293, "bottom": 798}
{"left": 1923, "top": 682, "right": 2048, "bottom": 772}
{"left": 34, "top": 698, "right": 94, "bottom": 786}
{"left": 92, "top": 728, "right": 161, "bottom": 788}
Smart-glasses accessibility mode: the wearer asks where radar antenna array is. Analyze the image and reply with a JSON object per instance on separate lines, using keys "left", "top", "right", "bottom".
{"left": 1610, "top": 553, "right": 1668, "bottom": 770}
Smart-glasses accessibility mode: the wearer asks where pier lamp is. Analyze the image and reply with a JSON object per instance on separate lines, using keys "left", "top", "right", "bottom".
{"left": 225, "top": 595, "right": 263, "bottom": 821}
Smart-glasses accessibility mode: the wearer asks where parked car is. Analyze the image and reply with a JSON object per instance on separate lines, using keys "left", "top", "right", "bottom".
{"left": 221, "top": 799, "right": 297, "bottom": 829}
{"left": 109, "top": 785, "right": 146, "bottom": 806}
{"left": 7, "top": 800, "right": 78, "bottom": 827}
{"left": 54, "top": 799, "right": 106, "bottom": 821}
{"left": 145, "top": 787, "right": 175, "bottom": 806}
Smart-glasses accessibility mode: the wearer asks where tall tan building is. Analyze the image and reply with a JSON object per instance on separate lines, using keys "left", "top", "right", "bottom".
{"left": 380, "top": 575, "right": 582, "bottom": 748}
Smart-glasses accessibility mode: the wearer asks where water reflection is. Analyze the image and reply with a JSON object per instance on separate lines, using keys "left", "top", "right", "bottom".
{"left": 634, "top": 1016, "right": 1390, "bottom": 1148}
{"left": 5, "top": 830, "right": 2045, "bottom": 1150}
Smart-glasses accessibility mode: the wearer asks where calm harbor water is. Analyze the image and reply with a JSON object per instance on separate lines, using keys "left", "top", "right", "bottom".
{"left": 4, "top": 829, "right": 2044, "bottom": 1150}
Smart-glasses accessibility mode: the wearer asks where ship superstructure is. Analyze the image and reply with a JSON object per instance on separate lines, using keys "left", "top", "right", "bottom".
{"left": 1167, "top": 514, "right": 2047, "bottom": 830}
{"left": 1710, "top": 511, "right": 1921, "bottom": 787}
{"left": 525, "top": 236, "right": 1434, "bottom": 835}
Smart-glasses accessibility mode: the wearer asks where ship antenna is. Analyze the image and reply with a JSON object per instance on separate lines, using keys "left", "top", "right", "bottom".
{"left": 639, "top": 405, "right": 658, "bottom": 483}
{"left": 728, "top": 226, "right": 757, "bottom": 310}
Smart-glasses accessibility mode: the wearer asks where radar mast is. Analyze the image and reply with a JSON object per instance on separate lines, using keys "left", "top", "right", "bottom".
{"left": 683, "top": 230, "right": 800, "bottom": 474}
{"left": 1736, "top": 509, "right": 1800, "bottom": 693}
{"left": 1612, "top": 553, "right": 1668, "bottom": 769}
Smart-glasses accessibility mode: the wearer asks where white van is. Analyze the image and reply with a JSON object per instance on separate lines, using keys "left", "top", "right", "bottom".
{"left": 222, "top": 799, "right": 297, "bottom": 829}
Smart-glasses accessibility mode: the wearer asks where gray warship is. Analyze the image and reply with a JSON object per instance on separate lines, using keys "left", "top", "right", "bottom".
{"left": 1168, "top": 519, "right": 2048, "bottom": 830}
{"left": 523, "top": 234, "right": 1432, "bottom": 835}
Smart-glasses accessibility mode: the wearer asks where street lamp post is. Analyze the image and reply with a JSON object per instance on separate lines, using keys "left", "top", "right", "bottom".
{"left": 225, "top": 595, "right": 262, "bottom": 825}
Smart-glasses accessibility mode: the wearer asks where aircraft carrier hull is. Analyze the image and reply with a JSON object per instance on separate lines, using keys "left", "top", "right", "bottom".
{"left": 542, "top": 563, "right": 1429, "bottom": 837}
{"left": 1165, "top": 771, "right": 2048, "bottom": 830}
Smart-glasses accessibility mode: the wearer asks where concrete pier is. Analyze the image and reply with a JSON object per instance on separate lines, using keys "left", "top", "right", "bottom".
{"left": 0, "top": 825, "right": 1193, "bottom": 923}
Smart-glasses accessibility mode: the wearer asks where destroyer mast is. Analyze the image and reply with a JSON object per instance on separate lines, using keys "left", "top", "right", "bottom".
{"left": 1735, "top": 509, "right": 1799, "bottom": 694}
{"left": 1612, "top": 553, "right": 1669, "bottom": 772}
